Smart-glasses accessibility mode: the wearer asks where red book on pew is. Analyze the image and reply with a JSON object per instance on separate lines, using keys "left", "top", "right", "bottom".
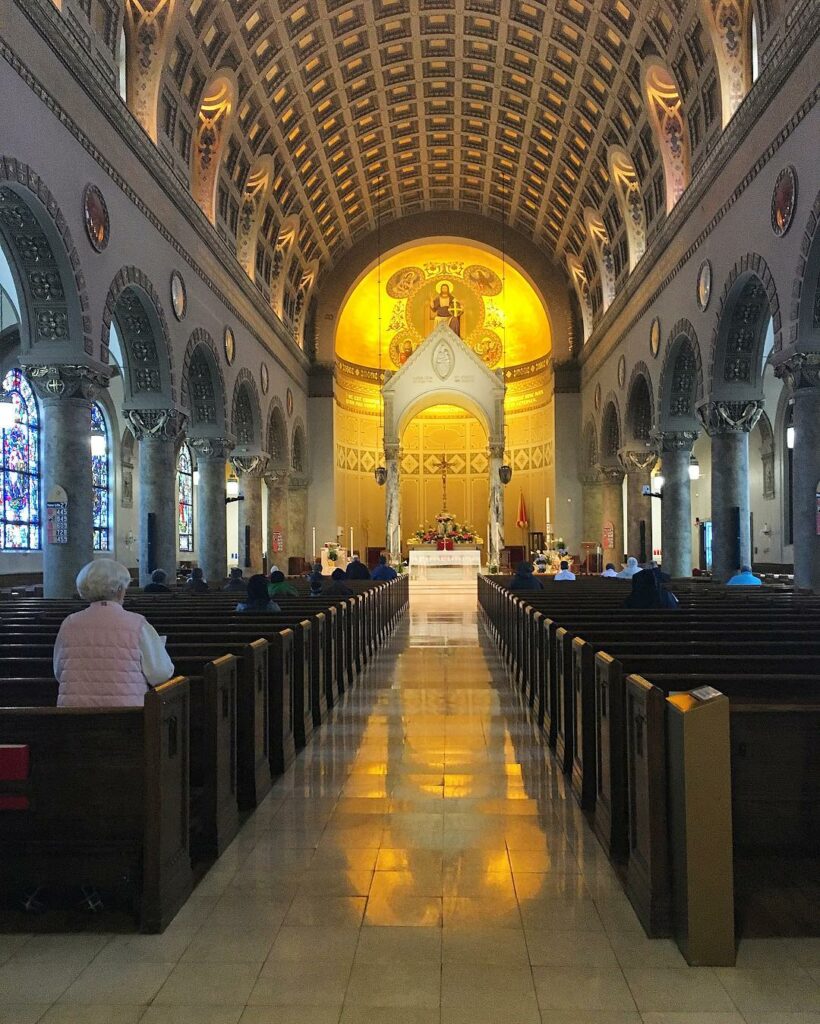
{"left": 0, "top": 744, "right": 30, "bottom": 810}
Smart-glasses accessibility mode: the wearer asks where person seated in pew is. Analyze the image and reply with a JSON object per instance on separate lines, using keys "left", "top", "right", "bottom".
{"left": 533, "top": 551, "right": 549, "bottom": 574}
{"left": 309, "top": 573, "right": 325, "bottom": 597}
{"left": 623, "top": 567, "right": 679, "bottom": 609}
{"left": 346, "top": 554, "right": 372, "bottom": 580}
{"left": 236, "top": 574, "right": 282, "bottom": 613}
{"left": 185, "top": 567, "right": 209, "bottom": 594}
{"left": 223, "top": 567, "right": 247, "bottom": 593}
{"left": 371, "top": 555, "right": 398, "bottom": 581}
{"left": 554, "top": 560, "right": 576, "bottom": 581}
{"left": 143, "top": 568, "right": 172, "bottom": 594}
{"left": 507, "top": 561, "right": 544, "bottom": 591}
{"left": 54, "top": 559, "right": 175, "bottom": 707}
{"left": 268, "top": 569, "right": 298, "bottom": 598}
{"left": 616, "top": 556, "right": 641, "bottom": 579}
{"left": 600, "top": 563, "right": 618, "bottom": 578}
{"left": 325, "top": 567, "right": 355, "bottom": 597}
{"left": 727, "top": 564, "right": 762, "bottom": 586}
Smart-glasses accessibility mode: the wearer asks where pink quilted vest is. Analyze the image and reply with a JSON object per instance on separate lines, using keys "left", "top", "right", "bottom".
{"left": 55, "top": 601, "right": 150, "bottom": 707}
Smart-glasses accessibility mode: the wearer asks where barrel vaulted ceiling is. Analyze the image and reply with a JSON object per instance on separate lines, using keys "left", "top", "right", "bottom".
{"left": 117, "top": 0, "right": 765, "bottom": 334}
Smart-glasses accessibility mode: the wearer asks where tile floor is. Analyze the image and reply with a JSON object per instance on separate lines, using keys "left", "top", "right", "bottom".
{"left": 1, "top": 585, "right": 818, "bottom": 1023}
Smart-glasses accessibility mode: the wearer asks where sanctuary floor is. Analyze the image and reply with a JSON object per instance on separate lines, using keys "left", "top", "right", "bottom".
{"left": 1, "top": 586, "right": 819, "bottom": 1023}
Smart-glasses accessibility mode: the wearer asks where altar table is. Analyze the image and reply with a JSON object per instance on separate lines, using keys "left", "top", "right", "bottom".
{"left": 408, "top": 548, "right": 482, "bottom": 581}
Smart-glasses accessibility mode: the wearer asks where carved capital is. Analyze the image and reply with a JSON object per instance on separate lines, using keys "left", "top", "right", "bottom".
{"left": 288, "top": 474, "right": 310, "bottom": 492}
{"left": 580, "top": 468, "right": 603, "bottom": 486}
{"left": 189, "top": 436, "right": 235, "bottom": 460}
{"left": 617, "top": 446, "right": 657, "bottom": 474}
{"left": 126, "top": 407, "right": 187, "bottom": 441}
{"left": 600, "top": 464, "right": 625, "bottom": 485}
{"left": 696, "top": 399, "right": 764, "bottom": 435}
{"left": 231, "top": 454, "right": 269, "bottom": 477}
{"left": 24, "top": 363, "right": 109, "bottom": 402}
{"left": 773, "top": 352, "right": 820, "bottom": 393}
{"left": 651, "top": 429, "right": 698, "bottom": 453}
{"left": 384, "top": 442, "right": 401, "bottom": 461}
{"left": 487, "top": 441, "right": 506, "bottom": 460}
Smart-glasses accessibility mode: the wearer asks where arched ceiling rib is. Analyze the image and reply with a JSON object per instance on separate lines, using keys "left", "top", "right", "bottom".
{"left": 164, "top": 0, "right": 722, "bottom": 277}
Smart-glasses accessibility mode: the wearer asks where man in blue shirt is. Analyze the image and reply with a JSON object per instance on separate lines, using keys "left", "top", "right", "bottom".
{"left": 726, "top": 565, "right": 762, "bottom": 586}
{"left": 371, "top": 555, "right": 397, "bottom": 581}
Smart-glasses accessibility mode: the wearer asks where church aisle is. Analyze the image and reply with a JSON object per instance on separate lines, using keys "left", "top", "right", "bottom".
{"left": 2, "top": 591, "right": 819, "bottom": 1023}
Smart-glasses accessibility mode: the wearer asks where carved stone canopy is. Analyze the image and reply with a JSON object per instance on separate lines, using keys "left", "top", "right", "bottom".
{"left": 696, "top": 399, "right": 764, "bottom": 435}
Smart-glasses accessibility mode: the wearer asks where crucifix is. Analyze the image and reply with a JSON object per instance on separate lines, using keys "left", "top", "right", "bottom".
{"left": 433, "top": 452, "right": 456, "bottom": 511}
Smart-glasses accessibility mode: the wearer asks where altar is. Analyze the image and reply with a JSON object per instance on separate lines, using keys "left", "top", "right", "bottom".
{"left": 408, "top": 548, "right": 482, "bottom": 581}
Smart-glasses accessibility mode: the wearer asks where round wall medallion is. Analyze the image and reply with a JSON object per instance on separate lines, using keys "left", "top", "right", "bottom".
{"left": 594, "top": 382, "right": 601, "bottom": 411}
{"left": 82, "top": 184, "right": 109, "bottom": 252}
{"left": 696, "top": 260, "right": 712, "bottom": 311}
{"left": 617, "top": 354, "right": 626, "bottom": 388}
{"left": 649, "top": 317, "right": 661, "bottom": 358}
{"left": 286, "top": 387, "right": 293, "bottom": 417}
{"left": 224, "top": 327, "right": 235, "bottom": 366}
{"left": 771, "top": 165, "right": 797, "bottom": 237}
{"left": 260, "top": 362, "right": 269, "bottom": 395}
{"left": 170, "top": 271, "right": 187, "bottom": 321}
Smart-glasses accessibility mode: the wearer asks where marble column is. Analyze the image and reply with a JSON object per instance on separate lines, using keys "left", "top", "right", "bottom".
{"left": 25, "top": 364, "right": 108, "bottom": 598}
{"left": 698, "top": 400, "right": 763, "bottom": 582}
{"left": 654, "top": 430, "right": 697, "bottom": 578}
{"left": 580, "top": 469, "right": 603, "bottom": 569}
{"left": 287, "top": 476, "right": 309, "bottom": 571}
{"left": 127, "top": 409, "right": 186, "bottom": 586}
{"left": 488, "top": 441, "right": 506, "bottom": 567}
{"left": 232, "top": 455, "right": 268, "bottom": 573}
{"left": 265, "top": 472, "right": 289, "bottom": 570}
{"left": 775, "top": 353, "right": 820, "bottom": 591}
{"left": 618, "top": 447, "right": 657, "bottom": 563}
{"left": 599, "top": 465, "right": 625, "bottom": 568}
{"left": 384, "top": 442, "right": 402, "bottom": 564}
{"left": 191, "top": 437, "right": 232, "bottom": 585}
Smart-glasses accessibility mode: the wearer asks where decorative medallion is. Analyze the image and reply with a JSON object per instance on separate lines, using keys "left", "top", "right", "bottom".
{"left": 696, "top": 260, "right": 712, "bottom": 311}
{"left": 594, "top": 382, "right": 601, "bottom": 412}
{"left": 82, "top": 184, "right": 109, "bottom": 253}
{"left": 224, "top": 326, "right": 235, "bottom": 366}
{"left": 286, "top": 387, "right": 294, "bottom": 417}
{"left": 170, "top": 271, "right": 187, "bottom": 321}
{"left": 260, "top": 361, "right": 269, "bottom": 395}
{"left": 432, "top": 339, "right": 454, "bottom": 381}
{"left": 650, "top": 317, "right": 661, "bottom": 358}
{"left": 771, "top": 166, "right": 797, "bottom": 237}
{"left": 617, "top": 354, "right": 626, "bottom": 388}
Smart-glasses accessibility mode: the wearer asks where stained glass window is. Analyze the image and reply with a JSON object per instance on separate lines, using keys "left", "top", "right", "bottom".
{"left": 177, "top": 443, "right": 194, "bottom": 551}
{"left": 91, "top": 402, "right": 111, "bottom": 551}
{"left": 1, "top": 368, "right": 40, "bottom": 550}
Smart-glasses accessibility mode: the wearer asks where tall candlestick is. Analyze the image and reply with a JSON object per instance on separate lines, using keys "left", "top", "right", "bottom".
{"left": 546, "top": 496, "right": 551, "bottom": 527}
{"left": 349, "top": 526, "right": 354, "bottom": 556}
{"left": 312, "top": 527, "right": 316, "bottom": 559}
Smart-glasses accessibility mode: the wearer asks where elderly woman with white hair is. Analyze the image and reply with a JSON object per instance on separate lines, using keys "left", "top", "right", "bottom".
{"left": 53, "top": 559, "right": 175, "bottom": 707}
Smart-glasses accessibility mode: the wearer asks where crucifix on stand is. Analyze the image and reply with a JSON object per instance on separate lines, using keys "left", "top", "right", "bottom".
{"left": 433, "top": 452, "right": 456, "bottom": 511}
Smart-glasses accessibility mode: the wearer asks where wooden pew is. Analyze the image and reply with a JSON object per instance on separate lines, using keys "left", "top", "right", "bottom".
{"left": 0, "top": 677, "right": 193, "bottom": 933}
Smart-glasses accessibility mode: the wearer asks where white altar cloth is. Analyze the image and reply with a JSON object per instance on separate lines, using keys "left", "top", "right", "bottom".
{"left": 409, "top": 548, "right": 482, "bottom": 581}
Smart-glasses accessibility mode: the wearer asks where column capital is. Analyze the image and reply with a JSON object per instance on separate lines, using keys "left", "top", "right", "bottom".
{"left": 126, "top": 407, "right": 187, "bottom": 441}
{"left": 231, "top": 451, "right": 269, "bottom": 477}
{"left": 651, "top": 429, "right": 698, "bottom": 453}
{"left": 264, "top": 468, "right": 290, "bottom": 487}
{"left": 580, "top": 467, "right": 603, "bottom": 486}
{"left": 617, "top": 445, "right": 657, "bottom": 474}
{"left": 288, "top": 475, "right": 310, "bottom": 492}
{"left": 599, "top": 464, "right": 625, "bottom": 485}
{"left": 24, "top": 363, "right": 109, "bottom": 402}
{"left": 773, "top": 352, "right": 820, "bottom": 393}
{"left": 696, "top": 399, "right": 764, "bottom": 435}
{"left": 384, "top": 442, "right": 401, "bottom": 461}
{"left": 190, "top": 436, "right": 235, "bottom": 460}
{"left": 487, "top": 441, "right": 506, "bottom": 460}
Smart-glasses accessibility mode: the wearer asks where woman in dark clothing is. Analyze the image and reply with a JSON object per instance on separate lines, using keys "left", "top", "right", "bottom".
{"left": 185, "top": 567, "right": 209, "bottom": 594}
{"left": 508, "top": 562, "right": 544, "bottom": 592}
{"left": 324, "top": 567, "right": 354, "bottom": 597}
{"left": 236, "top": 574, "right": 281, "bottom": 612}
{"left": 624, "top": 568, "right": 679, "bottom": 609}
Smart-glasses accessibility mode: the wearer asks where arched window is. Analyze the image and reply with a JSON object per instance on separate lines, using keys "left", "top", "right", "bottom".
{"left": 1, "top": 368, "right": 40, "bottom": 550}
{"left": 91, "top": 402, "right": 111, "bottom": 551}
{"left": 177, "top": 444, "right": 194, "bottom": 551}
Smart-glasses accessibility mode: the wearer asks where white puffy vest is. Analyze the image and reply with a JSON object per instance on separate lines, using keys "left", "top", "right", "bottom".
{"left": 55, "top": 602, "right": 150, "bottom": 707}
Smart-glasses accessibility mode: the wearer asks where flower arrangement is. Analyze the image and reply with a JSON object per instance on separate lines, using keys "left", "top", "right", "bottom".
{"left": 327, "top": 545, "right": 338, "bottom": 562}
{"left": 409, "top": 521, "right": 481, "bottom": 545}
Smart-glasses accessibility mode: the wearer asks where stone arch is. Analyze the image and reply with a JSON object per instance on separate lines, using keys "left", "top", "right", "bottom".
{"left": 190, "top": 69, "right": 239, "bottom": 224}
{"left": 266, "top": 397, "right": 289, "bottom": 472}
{"left": 0, "top": 157, "right": 91, "bottom": 358}
{"left": 122, "top": 0, "right": 182, "bottom": 142}
{"left": 583, "top": 208, "right": 616, "bottom": 312}
{"left": 641, "top": 59, "right": 692, "bottom": 214}
{"left": 708, "top": 254, "right": 780, "bottom": 398}
{"left": 608, "top": 146, "right": 646, "bottom": 271}
{"left": 235, "top": 155, "right": 273, "bottom": 279}
{"left": 293, "top": 259, "right": 320, "bottom": 350}
{"left": 270, "top": 215, "right": 300, "bottom": 319}
{"left": 788, "top": 189, "right": 820, "bottom": 352}
{"left": 291, "top": 417, "right": 307, "bottom": 474}
{"left": 700, "top": 0, "right": 752, "bottom": 126}
{"left": 624, "top": 363, "right": 655, "bottom": 443}
{"left": 180, "top": 328, "right": 228, "bottom": 434}
{"left": 101, "top": 266, "right": 176, "bottom": 406}
{"left": 658, "top": 318, "right": 704, "bottom": 429}
{"left": 599, "top": 395, "right": 622, "bottom": 463}
{"left": 230, "top": 368, "right": 263, "bottom": 447}
{"left": 566, "top": 256, "right": 593, "bottom": 344}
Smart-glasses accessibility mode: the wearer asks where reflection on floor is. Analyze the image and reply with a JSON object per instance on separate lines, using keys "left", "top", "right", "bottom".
{"left": 1, "top": 588, "right": 819, "bottom": 1022}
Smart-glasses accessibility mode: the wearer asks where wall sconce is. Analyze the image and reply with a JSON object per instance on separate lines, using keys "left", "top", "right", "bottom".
{"left": 193, "top": 469, "right": 200, "bottom": 486}
{"left": 787, "top": 425, "right": 795, "bottom": 449}
{"left": 374, "top": 466, "right": 387, "bottom": 486}
{"left": 688, "top": 454, "right": 700, "bottom": 481}
{"left": 226, "top": 474, "right": 240, "bottom": 499}
{"left": 499, "top": 464, "right": 512, "bottom": 485}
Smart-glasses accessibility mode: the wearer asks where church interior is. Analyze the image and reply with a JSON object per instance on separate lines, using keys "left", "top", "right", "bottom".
{"left": 0, "top": 0, "right": 818, "bottom": 1019}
